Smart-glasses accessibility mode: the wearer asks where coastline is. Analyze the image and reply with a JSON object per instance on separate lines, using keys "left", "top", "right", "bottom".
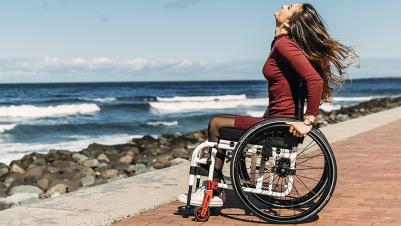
{"left": 0, "top": 95, "right": 400, "bottom": 211}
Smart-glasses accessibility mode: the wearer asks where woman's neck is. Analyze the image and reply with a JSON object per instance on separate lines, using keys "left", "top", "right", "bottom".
{"left": 275, "top": 25, "right": 288, "bottom": 37}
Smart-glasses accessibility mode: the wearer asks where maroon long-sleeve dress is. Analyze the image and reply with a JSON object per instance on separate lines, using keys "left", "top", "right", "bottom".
{"left": 233, "top": 33, "right": 323, "bottom": 130}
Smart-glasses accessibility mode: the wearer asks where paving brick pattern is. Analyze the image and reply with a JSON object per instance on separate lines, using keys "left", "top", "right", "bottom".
{"left": 113, "top": 119, "right": 401, "bottom": 226}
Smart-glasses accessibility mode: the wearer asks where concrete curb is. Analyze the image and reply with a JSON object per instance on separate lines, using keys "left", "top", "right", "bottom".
{"left": 0, "top": 106, "right": 400, "bottom": 226}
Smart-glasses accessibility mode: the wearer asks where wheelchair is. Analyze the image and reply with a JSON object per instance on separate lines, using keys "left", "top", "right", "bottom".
{"left": 179, "top": 80, "right": 337, "bottom": 223}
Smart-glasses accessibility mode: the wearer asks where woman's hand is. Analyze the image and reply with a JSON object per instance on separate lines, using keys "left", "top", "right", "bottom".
{"left": 285, "top": 121, "right": 312, "bottom": 137}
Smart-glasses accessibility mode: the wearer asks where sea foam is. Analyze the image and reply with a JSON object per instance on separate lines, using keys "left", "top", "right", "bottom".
{"left": 0, "top": 103, "right": 100, "bottom": 119}
{"left": 150, "top": 95, "right": 267, "bottom": 113}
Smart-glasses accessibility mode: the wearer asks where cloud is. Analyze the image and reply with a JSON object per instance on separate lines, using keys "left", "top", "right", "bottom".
{"left": 163, "top": 0, "right": 199, "bottom": 9}
{"left": 0, "top": 57, "right": 262, "bottom": 83}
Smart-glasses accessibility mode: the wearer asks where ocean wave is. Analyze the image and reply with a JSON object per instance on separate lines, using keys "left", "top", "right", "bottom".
{"left": 81, "top": 97, "right": 117, "bottom": 103}
{"left": 156, "top": 94, "right": 247, "bottom": 102}
{"left": 333, "top": 96, "right": 376, "bottom": 102}
{"left": 0, "top": 103, "right": 100, "bottom": 119}
{"left": 146, "top": 120, "right": 178, "bottom": 126}
{"left": 245, "top": 111, "right": 265, "bottom": 117}
{"left": 320, "top": 103, "right": 342, "bottom": 112}
{"left": 0, "top": 124, "right": 17, "bottom": 133}
{"left": 150, "top": 98, "right": 267, "bottom": 113}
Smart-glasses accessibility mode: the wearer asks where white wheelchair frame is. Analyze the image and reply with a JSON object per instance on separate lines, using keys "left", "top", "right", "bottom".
{"left": 189, "top": 138, "right": 298, "bottom": 198}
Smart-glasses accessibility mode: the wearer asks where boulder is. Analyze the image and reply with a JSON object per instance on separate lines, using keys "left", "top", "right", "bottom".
{"left": 0, "top": 193, "right": 39, "bottom": 205}
{"left": 153, "top": 155, "right": 171, "bottom": 169}
{"left": 10, "top": 164, "right": 25, "bottom": 175}
{"left": 42, "top": 184, "right": 69, "bottom": 198}
{"left": 119, "top": 154, "right": 133, "bottom": 164}
{"left": 46, "top": 149, "right": 72, "bottom": 162}
{"left": 83, "top": 159, "right": 100, "bottom": 168}
{"left": 101, "top": 169, "right": 119, "bottom": 179}
{"left": 97, "top": 153, "right": 110, "bottom": 163}
{"left": 0, "top": 167, "right": 8, "bottom": 178}
{"left": 9, "top": 185, "right": 43, "bottom": 196}
{"left": 80, "top": 176, "right": 95, "bottom": 187}
{"left": 25, "top": 165, "right": 44, "bottom": 179}
{"left": 37, "top": 178, "right": 49, "bottom": 191}
{"left": 72, "top": 153, "right": 88, "bottom": 164}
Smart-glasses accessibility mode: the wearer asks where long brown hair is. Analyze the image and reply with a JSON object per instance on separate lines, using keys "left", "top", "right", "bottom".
{"left": 288, "top": 3, "right": 358, "bottom": 104}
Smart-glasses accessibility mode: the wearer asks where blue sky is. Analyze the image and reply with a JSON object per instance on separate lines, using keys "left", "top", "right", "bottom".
{"left": 0, "top": 0, "right": 400, "bottom": 82}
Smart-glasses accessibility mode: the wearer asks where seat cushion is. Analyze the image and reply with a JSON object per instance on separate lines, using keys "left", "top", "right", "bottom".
{"left": 219, "top": 127, "right": 245, "bottom": 141}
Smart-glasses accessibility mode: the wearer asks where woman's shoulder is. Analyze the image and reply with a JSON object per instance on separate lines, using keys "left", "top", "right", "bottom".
{"left": 274, "top": 35, "right": 300, "bottom": 51}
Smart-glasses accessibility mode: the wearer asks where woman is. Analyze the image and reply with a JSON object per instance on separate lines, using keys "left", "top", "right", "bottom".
{"left": 178, "top": 3, "right": 357, "bottom": 207}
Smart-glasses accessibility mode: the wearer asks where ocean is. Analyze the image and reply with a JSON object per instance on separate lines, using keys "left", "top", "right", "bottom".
{"left": 0, "top": 77, "right": 400, "bottom": 164}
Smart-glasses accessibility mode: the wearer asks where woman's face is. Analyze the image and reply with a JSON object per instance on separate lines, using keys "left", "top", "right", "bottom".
{"left": 274, "top": 3, "right": 303, "bottom": 25}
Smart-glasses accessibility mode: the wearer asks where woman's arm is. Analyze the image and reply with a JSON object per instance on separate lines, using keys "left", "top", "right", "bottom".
{"left": 275, "top": 37, "right": 323, "bottom": 120}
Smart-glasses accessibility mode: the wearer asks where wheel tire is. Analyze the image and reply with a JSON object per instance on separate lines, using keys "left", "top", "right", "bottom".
{"left": 194, "top": 206, "right": 210, "bottom": 222}
{"left": 230, "top": 120, "right": 337, "bottom": 223}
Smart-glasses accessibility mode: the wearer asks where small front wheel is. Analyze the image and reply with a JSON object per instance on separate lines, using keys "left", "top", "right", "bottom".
{"left": 194, "top": 206, "right": 210, "bottom": 222}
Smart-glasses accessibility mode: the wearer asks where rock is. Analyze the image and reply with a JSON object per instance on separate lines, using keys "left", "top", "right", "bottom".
{"left": 111, "top": 162, "right": 130, "bottom": 172}
{"left": 10, "top": 164, "right": 25, "bottom": 175}
{"left": 47, "top": 166, "right": 61, "bottom": 174}
{"left": 153, "top": 155, "right": 171, "bottom": 169}
{"left": 37, "top": 178, "right": 49, "bottom": 191}
{"left": 48, "top": 177, "right": 81, "bottom": 192}
{"left": 10, "top": 185, "right": 43, "bottom": 195}
{"left": 72, "top": 153, "right": 89, "bottom": 164}
{"left": 119, "top": 154, "right": 133, "bottom": 164}
{"left": 98, "top": 162, "right": 109, "bottom": 169}
{"left": 132, "top": 135, "right": 159, "bottom": 152}
{"left": 0, "top": 202, "right": 12, "bottom": 211}
{"left": 0, "top": 167, "right": 8, "bottom": 177}
{"left": 80, "top": 166, "right": 95, "bottom": 176}
{"left": 52, "top": 160, "right": 72, "bottom": 169}
{"left": 101, "top": 169, "right": 119, "bottom": 179}
{"left": 170, "top": 158, "right": 189, "bottom": 166}
{"left": 80, "top": 176, "right": 95, "bottom": 187}
{"left": 131, "top": 163, "right": 147, "bottom": 174}
{"left": 0, "top": 184, "right": 7, "bottom": 198}
{"left": 4, "top": 173, "right": 24, "bottom": 188}
{"left": 97, "top": 153, "right": 110, "bottom": 163}
{"left": 171, "top": 147, "right": 189, "bottom": 159}
{"left": 82, "top": 143, "right": 116, "bottom": 158}
{"left": 4, "top": 177, "right": 15, "bottom": 188}
{"left": 83, "top": 159, "right": 100, "bottom": 168}
{"left": 46, "top": 149, "right": 72, "bottom": 162}
{"left": 42, "top": 184, "right": 68, "bottom": 198}
{"left": 0, "top": 193, "right": 39, "bottom": 205}
{"left": 25, "top": 165, "right": 44, "bottom": 179}
{"left": 32, "top": 158, "right": 46, "bottom": 165}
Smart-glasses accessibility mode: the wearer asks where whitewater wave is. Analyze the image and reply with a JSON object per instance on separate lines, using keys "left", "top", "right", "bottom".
{"left": 0, "top": 103, "right": 100, "bottom": 119}
{"left": 82, "top": 97, "right": 117, "bottom": 103}
{"left": 156, "top": 94, "right": 247, "bottom": 102}
{"left": 150, "top": 97, "right": 267, "bottom": 113}
{"left": 0, "top": 133, "right": 146, "bottom": 165}
{"left": 333, "top": 96, "right": 375, "bottom": 102}
{"left": 320, "top": 103, "right": 342, "bottom": 112}
{"left": 0, "top": 124, "right": 17, "bottom": 133}
{"left": 146, "top": 120, "right": 178, "bottom": 126}
{"left": 245, "top": 111, "right": 265, "bottom": 117}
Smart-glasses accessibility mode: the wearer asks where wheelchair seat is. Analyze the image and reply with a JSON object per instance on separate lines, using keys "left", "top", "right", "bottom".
{"left": 219, "top": 127, "right": 245, "bottom": 141}
{"left": 218, "top": 117, "right": 300, "bottom": 142}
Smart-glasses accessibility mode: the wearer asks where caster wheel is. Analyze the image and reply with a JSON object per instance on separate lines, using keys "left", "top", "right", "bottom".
{"left": 194, "top": 206, "right": 210, "bottom": 222}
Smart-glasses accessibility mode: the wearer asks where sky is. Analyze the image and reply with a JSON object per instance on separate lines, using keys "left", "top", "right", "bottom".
{"left": 0, "top": 0, "right": 400, "bottom": 83}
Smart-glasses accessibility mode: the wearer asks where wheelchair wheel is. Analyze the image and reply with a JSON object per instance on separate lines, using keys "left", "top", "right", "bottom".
{"left": 230, "top": 120, "right": 337, "bottom": 223}
{"left": 239, "top": 152, "right": 329, "bottom": 208}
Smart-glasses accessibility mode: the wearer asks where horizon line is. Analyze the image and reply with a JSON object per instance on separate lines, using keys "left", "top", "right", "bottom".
{"left": 0, "top": 76, "right": 400, "bottom": 85}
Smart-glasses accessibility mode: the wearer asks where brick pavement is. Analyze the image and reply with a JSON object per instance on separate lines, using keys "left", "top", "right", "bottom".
{"left": 113, "top": 119, "right": 401, "bottom": 226}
